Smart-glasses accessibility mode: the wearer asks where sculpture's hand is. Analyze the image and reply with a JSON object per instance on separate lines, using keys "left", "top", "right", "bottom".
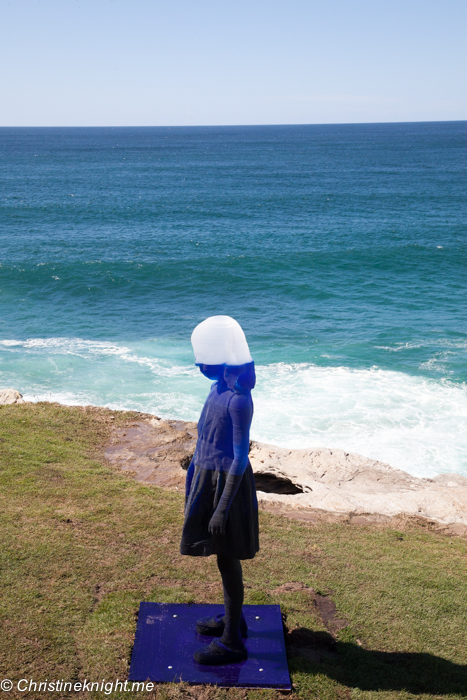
{"left": 208, "top": 471, "right": 244, "bottom": 536}
{"left": 208, "top": 508, "right": 228, "bottom": 536}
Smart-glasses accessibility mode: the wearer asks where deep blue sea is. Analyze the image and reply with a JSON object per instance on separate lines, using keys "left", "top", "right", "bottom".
{"left": 1, "top": 123, "right": 466, "bottom": 478}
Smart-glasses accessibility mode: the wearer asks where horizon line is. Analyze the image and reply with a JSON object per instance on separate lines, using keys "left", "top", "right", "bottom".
{"left": 0, "top": 119, "right": 466, "bottom": 129}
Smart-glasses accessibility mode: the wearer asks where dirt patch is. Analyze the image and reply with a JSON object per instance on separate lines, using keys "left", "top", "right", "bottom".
{"left": 273, "top": 582, "right": 348, "bottom": 639}
{"left": 260, "top": 502, "right": 467, "bottom": 537}
{"left": 311, "top": 591, "right": 348, "bottom": 637}
{"left": 104, "top": 418, "right": 197, "bottom": 489}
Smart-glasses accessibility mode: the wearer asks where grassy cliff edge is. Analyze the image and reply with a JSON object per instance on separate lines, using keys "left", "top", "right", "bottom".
{"left": 0, "top": 402, "right": 466, "bottom": 700}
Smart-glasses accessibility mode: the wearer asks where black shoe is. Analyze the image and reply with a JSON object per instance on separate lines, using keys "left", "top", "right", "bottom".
{"left": 196, "top": 613, "right": 248, "bottom": 638}
{"left": 193, "top": 639, "right": 248, "bottom": 665}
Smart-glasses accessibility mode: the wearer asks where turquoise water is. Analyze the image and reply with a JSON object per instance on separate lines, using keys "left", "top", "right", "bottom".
{"left": 1, "top": 123, "right": 466, "bottom": 477}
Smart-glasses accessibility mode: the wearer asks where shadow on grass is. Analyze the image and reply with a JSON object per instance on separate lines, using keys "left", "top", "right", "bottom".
{"left": 288, "top": 628, "right": 467, "bottom": 696}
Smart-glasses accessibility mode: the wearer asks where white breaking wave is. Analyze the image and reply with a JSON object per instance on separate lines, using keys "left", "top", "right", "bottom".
{"left": 0, "top": 337, "right": 197, "bottom": 377}
{"left": 1, "top": 337, "right": 466, "bottom": 479}
{"left": 253, "top": 363, "right": 467, "bottom": 479}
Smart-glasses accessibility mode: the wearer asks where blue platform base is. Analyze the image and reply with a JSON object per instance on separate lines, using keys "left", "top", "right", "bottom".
{"left": 128, "top": 603, "right": 291, "bottom": 689}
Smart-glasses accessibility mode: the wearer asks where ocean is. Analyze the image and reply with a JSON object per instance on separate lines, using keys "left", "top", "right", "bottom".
{"left": 1, "top": 122, "right": 466, "bottom": 479}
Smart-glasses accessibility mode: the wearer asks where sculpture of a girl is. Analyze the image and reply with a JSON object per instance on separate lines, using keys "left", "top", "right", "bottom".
{"left": 180, "top": 316, "right": 259, "bottom": 665}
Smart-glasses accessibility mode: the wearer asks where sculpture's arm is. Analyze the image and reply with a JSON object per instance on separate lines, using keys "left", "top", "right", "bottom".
{"left": 208, "top": 393, "right": 253, "bottom": 535}
{"left": 185, "top": 457, "right": 195, "bottom": 505}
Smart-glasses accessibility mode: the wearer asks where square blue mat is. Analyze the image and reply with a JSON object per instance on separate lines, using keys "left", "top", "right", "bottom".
{"left": 129, "top": 603, "right": 291, "bottom": 689}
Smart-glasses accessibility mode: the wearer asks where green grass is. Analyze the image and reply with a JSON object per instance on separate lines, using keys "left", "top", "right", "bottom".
{"left": 0, "top": 402, "right": 466, "bottom": 700}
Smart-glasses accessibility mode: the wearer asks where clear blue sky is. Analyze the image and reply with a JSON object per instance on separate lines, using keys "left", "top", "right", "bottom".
{"left": 1, "top": 0, "right": 465, "bottom": 126}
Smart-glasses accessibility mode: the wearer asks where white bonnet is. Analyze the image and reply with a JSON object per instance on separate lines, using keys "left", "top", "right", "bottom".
{"left": 191, "top": 315, "right": 253, "bottom": 366}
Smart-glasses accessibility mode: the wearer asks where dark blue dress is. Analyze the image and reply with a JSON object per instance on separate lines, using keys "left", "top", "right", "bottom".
{"left": 180, "top": 378, "right": 259, "bottom": 559}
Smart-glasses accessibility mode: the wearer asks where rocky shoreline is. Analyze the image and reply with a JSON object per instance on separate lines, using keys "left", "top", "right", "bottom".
{"left": 3, "top": 388, "right": 466, "bottom": 534}
{"left": 103, "top": 413, "right": 467, "bottom": 535}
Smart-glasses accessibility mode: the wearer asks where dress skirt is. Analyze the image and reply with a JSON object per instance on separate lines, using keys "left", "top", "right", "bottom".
{"left": 180, "top": 462, "right": 259, "bottom": 560}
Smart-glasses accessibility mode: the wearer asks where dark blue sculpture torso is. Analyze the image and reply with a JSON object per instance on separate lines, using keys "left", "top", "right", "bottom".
{"left": 192, "top": 380, "right": 253, "bottom": 473}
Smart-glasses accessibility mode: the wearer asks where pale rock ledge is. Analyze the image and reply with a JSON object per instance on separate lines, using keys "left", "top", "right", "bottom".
{"left": 249, "top": 442, "right": 467, "bottom": 527}
{"left": 0, "top": 388, "right": 27, "bottom": 405}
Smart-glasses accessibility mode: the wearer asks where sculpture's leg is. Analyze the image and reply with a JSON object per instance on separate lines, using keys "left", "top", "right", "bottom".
{"left": 193, "top": 553, "right": 248, "bottom": 664}
{"left": 217, "top": 554, "right": 245, "bottom": 651}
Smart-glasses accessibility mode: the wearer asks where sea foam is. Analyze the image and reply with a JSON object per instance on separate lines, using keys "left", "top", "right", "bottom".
{"left": 1, "top": 337, "right": 465, "bottom": 480}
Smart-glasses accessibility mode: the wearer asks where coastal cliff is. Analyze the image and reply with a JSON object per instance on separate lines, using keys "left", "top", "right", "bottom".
{"left": 2, "top": 389, "right": 465, "bottom": 532}
{"left": 103, "top": 412, "right": 467, "bottom": 532}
